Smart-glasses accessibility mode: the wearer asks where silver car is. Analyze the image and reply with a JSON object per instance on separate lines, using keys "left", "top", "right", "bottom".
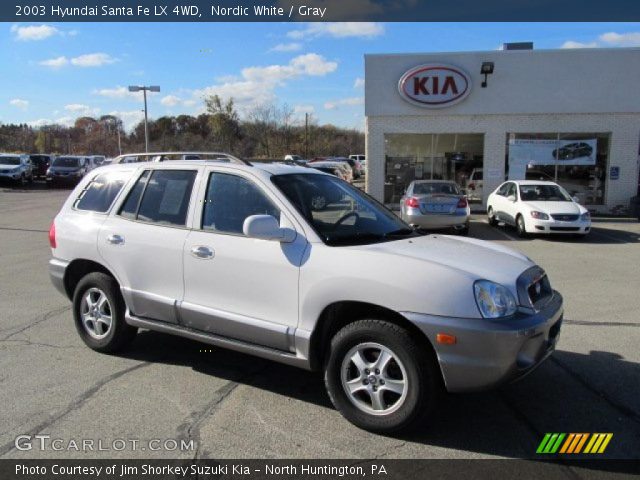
{"left": 401, "top": 180, "right": 470, "bottom": 234}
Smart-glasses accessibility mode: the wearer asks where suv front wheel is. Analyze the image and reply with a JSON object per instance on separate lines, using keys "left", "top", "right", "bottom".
{"left": 72, "top": 272, "right": 137, "bottom": 353}
{"left": 324, "top": 319, "right": 441, "bottom": 433}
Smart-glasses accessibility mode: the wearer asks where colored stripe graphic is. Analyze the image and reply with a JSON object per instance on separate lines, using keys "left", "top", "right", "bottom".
{"left": 539, "top": 433, "right": 613, "bottom": 454}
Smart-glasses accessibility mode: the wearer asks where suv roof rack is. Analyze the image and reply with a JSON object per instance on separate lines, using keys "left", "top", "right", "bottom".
{"left": 111, "top": 151, "right": 252, "bottom": 166}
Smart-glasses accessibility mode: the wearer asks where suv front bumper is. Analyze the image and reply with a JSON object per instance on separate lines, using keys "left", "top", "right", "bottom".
{"left": 402, "top": 291, "right": 563, "bottom": 392}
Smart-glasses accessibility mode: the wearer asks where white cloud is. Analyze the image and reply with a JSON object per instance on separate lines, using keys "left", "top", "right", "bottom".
{"left": 287, "top": 22, "right": 384, "bottom": 40}
{"left": 93, "top": 86, "right": 156, "bottom": 101}
{"left": 64, "top": 104, "right": 100, "bottom": 116}
{"left": 26, "top": 118, "right": 53, "bottom": 128}
{"left": 193, "top": 53, "right": 337, "bottom": 113}
{"left": 561, "top": 40, "right": 598, "bottom": 49}
{"left": 27, "top": 116, "right": 75, "bottom": 128}
{"left": 269, "top": 42, "right": 302, "bottom": 52}
{"left": 9, "top": 98, "right": 29, "bottom": 110}
{"left": 599, "top": 32, "right": 640, "bottom": 46}
{"left": 11, "top": 24, "right": 59, "bottom": 41}
{"left": 108, "top": 110, "right": 145, "bottom": 130}
{"left": 182, "top": 99, "right": 197, "bottom": 107}
{"left": 70, "top": 53, "right": 117, "bottom": 67}
{"left": 354, "top": 77, "right": 365, "bottom": 88}
{"left": 561, "top": 31, "right": 640, "bottom": 49}
{"left": 324, "top": 96, "right": 364, "bottom": 110}
{"left": 161, "top": 95, "right": 182, "bottom": 107}
{"left": 39, "top": 56, "right": 69, "bottom": 68}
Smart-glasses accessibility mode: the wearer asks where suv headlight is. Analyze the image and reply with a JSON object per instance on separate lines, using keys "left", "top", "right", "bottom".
{"left": 474, "top": 280, "right": 517, "bottom": 319}
{"left": 530, "top": 211, "right": 549, "bottom": 220}
{"left": 581, "top": 211, "right": 590, "bottom": 221}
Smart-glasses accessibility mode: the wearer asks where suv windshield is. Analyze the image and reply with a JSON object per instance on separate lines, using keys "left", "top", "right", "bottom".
{"left": 0, "top": 156, "right": 21, "bottom": 165}
{"left": 414, "top": 182, "right": 460, "bottom": 195}
{"left": 272, "top": 173, "right": 415, "bottom": 246}
{"left": 520, "top": 184, "right": 572, "bottom": 202}
{"left": 53, "top": 157, "right": 81, "bottom": 168}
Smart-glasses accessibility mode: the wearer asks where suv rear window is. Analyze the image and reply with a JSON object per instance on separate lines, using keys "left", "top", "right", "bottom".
{"left": 119, "top": 169, "right": 197, "bottom": 226}
{"left": 74, "top": 172, "right": 130, "bottom": 213}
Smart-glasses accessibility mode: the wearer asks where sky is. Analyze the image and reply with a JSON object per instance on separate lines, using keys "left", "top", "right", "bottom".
{"left": 2, "top": 22, "right": 640, "bottom": 131}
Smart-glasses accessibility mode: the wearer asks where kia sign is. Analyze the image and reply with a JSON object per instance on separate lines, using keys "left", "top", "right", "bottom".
{"left": 398, "top": 64, "right": 472, "bottom": 108}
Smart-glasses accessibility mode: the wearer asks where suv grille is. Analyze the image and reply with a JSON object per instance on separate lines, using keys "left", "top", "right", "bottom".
{"left": 551, "top": 214, "right": 579, "bottom": 222}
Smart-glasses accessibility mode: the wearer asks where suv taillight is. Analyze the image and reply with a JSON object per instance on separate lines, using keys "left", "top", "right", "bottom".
{"left": 49, "top": 221, "right": 56, "bottom": 249}
{"left": 457, "top": 197, "right": 468, "bottom": 208}
{"left": 405, "top": 197, "right": 420, "bottom": 208}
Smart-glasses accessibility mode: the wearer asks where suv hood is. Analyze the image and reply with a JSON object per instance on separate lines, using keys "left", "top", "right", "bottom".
{"left": 360, "top": 234, "right": 533, "bottom": 286}
{"left": 49, "top": 166, "right": 80, "bottom": 172}
{"left": 523, "top": 201, "right": 584, "bottom": 215}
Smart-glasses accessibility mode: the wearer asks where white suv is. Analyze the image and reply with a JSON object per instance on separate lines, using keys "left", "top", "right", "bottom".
{"left": 49, "top": 157, "right": 563, "bottom": 432}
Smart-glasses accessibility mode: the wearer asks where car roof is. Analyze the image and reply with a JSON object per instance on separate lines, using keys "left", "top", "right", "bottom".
{"left": 412, "top": 179, "right": 457, "bottom": 184}
{"left": 93, "top": 159, "right": 319, "bottom": 177}
{"left": 509, "top": 180, "right": 558, "bottom": 186}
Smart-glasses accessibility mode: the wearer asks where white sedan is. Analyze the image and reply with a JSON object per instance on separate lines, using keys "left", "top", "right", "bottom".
{"left": 487, "top": 180, "right": 591, "bottom": 238}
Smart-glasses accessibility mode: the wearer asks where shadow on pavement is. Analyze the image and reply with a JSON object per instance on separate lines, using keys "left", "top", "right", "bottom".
{"left": 117, "top": 330, "right": 640, "bottom": 468}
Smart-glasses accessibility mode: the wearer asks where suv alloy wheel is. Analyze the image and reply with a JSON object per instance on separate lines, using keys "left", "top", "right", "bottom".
{"left": 324, "top": 319, "right": 441, "bottom": 433}
{"left": 72, "top": 272, "right": 137, "bottom": 352}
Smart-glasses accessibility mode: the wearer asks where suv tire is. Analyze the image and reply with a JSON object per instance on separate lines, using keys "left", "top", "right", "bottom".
{"left": 324, "top": 319, "right": 441, "bottom": 433}
{"left": 72, "top": 272, "right": 137, "bottom": 353}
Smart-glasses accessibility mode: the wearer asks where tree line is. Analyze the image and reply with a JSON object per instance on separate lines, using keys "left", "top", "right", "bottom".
{"left": 0, "top": 95, "right": 364, "bottom": 159}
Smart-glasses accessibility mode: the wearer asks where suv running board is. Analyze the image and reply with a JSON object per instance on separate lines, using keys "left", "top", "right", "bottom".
{"left": 125, "top": 313, "right": 311, "bottom": 370}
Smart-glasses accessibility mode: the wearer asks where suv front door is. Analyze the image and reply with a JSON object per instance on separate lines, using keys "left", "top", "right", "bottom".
{"left": 98, "top": 167, "right": 200, "bottom": 324}
{"left": 180, "top": 168, "right": 308, "bottom": 351}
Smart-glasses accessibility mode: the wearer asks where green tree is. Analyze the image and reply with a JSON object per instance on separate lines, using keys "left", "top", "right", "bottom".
{"left": 204, "top": 94, "right": 240, "bottom": 151}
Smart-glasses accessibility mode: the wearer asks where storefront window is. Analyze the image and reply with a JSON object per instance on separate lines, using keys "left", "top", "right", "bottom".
{"left": 506, "top": 132, "right": 609, "bottom": 205}
{"left": 384, "top": 133, "right": 484, "bottom": 204}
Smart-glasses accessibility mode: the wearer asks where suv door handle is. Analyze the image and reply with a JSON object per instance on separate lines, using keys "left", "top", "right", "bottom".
{"left": 190, "top": 245, "right": 214, "bottom": 259}
{"left": 106, "top": 234, "right": 125, "bottom": 245}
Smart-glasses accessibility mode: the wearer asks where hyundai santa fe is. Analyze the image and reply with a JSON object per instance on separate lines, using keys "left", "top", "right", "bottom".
{"left": 49, "top": 156, "right": 563, "bottom": 432}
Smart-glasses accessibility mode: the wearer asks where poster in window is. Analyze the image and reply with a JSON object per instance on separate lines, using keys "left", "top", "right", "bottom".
{"left": 508, "top": 139, "right": 597, "bottom": 180}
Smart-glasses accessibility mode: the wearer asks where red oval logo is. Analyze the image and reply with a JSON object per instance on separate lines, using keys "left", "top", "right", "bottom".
{"left": 398, "top": 64, "right": 472, "bottom": 108}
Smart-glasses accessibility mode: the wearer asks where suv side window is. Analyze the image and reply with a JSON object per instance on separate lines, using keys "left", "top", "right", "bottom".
{"left": 74, "top": 172, "right": 129, "bottom": 213}
{"left": 119, "top": 169, "right": 196, "bottom": 226}
{"left": 202, "top": 172, "right": 280, "bottom": 235}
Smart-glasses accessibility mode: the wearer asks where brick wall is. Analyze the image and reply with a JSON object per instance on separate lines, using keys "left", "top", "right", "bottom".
{"left": 365, "top": 113, "right": 640, "bottom": 214}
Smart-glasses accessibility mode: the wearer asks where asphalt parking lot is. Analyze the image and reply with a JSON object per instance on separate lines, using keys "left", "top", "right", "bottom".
{"left": 0, "top": 182, "right": 639, "bottom": 463}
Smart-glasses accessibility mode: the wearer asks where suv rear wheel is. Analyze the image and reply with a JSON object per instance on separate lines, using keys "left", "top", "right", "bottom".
{"left": 324, "top": 319, "right": 441, "bottom": 433}
{"left": 72, "top": 272, "right": 137, "bottom": 353}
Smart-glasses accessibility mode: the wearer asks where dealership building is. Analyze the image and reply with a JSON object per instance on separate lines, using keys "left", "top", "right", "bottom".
{"left": 364, "top": 46, "right": 640, "bottom": 214}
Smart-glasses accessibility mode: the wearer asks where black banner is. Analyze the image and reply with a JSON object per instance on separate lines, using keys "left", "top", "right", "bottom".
{"left": 2, "top": 459, "right": 640, "bottom": 480}
{"left": 2, "top": 0, "right": 640, "bottom": 22}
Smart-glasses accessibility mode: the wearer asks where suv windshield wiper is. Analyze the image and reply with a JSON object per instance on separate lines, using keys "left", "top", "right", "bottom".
{"left": 382, "top": 228, "right": 416, "bottom": 237}
{"left": 325, "top": 228, "right": 416, "bottom": 246}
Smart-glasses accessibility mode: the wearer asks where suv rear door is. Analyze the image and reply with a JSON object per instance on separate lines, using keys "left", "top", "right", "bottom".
{"left": 180, "top": 167, "right": 307, "bottom": 351}
{"left": 98, "top": 166, "right": 201, "bottom": 324}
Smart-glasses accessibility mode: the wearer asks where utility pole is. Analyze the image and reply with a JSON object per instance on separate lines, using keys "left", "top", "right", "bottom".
{"left": 128, "top": 85, "right": 160, "bottom": 152}
{"left": 304, "top": 112, "right": 309, "bottom": 159}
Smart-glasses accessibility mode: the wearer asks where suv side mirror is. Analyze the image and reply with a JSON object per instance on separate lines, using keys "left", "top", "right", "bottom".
{"left": 572, "top": 196, "right": 580, "bottom": 203}
{"left": 243, "top": 215, "right": 295, "bottom": 243}
{"left": 507, "top": 195, "right": 517, "bottom": 203}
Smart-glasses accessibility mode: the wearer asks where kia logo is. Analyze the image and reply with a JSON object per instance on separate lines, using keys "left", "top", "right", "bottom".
{"left": 398, "top": 64, "right": 472, "bottom": 108}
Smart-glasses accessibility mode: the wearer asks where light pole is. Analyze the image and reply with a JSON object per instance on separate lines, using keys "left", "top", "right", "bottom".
{"left": 128, "top": 85, "right": 160, "bottom": 152}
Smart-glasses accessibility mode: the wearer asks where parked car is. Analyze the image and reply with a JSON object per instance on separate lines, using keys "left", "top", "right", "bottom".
{"left": 46, "top": 156, "right": 90, "bottom": 186}
{"left": 49, "top": 158, "right": 563, "bottom": 432}
{"left": 487, "top": 180, "right": 591, "bottom": 237}
{"left": 400, "top": 180, "right": 470, "bottom": 235}
{"left": 328, "top": 157, "right": 361, "bottom": 180}
{"left": 308, "top": 164, "right": 347, "bottom": 181}
{"left": 88, "top": 155, "right": 106, "bottom": 167}
{"left": 30, "top": 154, "right": 54, "bottom": 179}
{"left": 0, "top": 154, "right": 34, "bottom": 185}
{"left": 309, "top": 160, "right": 353, "bottom": 183}
{"left": 465, "top": 168, "right": 483, "bottom": 201}
{"left": 552, "top": 142, "right": 593, "bottom": 160}
{"left": 349, "top": 154, "right": 366, "bottom": 175}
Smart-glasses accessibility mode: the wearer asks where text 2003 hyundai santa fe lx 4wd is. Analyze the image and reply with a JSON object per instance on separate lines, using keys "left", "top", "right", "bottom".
{"left": 48, "top": 155, "right": 563, "bottom": 432}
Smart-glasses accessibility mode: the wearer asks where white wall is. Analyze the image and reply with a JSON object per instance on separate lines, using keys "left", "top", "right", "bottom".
{"left": 365, "top": 48, "right": 640, "bottom": 212}
{"left": 365, "top": 48, "right": 640, "bottom": 116}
